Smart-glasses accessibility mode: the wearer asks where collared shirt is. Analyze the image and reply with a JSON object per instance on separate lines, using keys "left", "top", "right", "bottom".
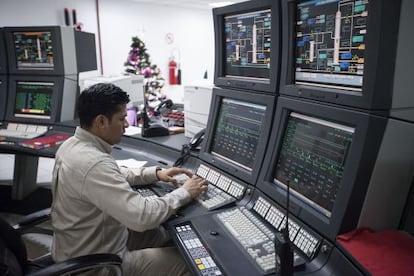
{"left": 51, "top": 127, "right": 191, "bottom": 261}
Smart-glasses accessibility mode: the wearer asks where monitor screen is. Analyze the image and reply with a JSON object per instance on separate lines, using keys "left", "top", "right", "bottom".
{"left": 5, "top": 75, "right": 77, "bottom": 125}
{"left": 13, "top": 31, "right": 54, "bottom": 70}
{"left": 210, "top": 98, "right": 267, "bottom": 171}
{"left": 14, "top": 81, "right": 53, "bottom": 120}
{"left": 294, "top": 0, "right": 368, "bottom": 91}
{"left": 274, "top": 112, "right": 354, "bottom": 218}
{"left": 200, "top": 87, "right": 276, "bottom": 185}
{"left": 257, "top": 96, "right": 387, "bottom": 241}
{"left": 4, "top": 26, "right": 79, "bottom": 76}
{"left": 224, "top": 9, "right": 271, "bottom": 80}
{"left": 213, "top": 0, "right": 281, "bottom": 94}
{"left": 280, "top": 0, "right": 401, "bottom": 109}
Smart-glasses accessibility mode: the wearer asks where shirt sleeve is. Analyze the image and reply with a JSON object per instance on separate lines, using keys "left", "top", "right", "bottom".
{"left": 120, "top": 166, "right": 159, "bottom": 186}
{"left": 82, "top": 158, "right": 191, "bottom": 231}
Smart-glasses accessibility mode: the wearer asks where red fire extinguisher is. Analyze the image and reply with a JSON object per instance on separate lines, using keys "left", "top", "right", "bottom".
{"left": 169, "top": 58, "right": 178, "bottom": 85}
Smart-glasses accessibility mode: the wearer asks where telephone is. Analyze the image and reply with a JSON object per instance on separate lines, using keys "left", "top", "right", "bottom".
{"left": 173, "top": 128, "right": 205, "bottom": 167}
{"left": 189, "top": 128, "right": 205, "bottom": 150}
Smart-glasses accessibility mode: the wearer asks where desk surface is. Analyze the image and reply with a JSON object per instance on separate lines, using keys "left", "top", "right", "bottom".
{"left": 0, "top": 120, "right": 363, "bottom": 276}
{"left": 0, "top": 120, "right": 191, "bottom": 160}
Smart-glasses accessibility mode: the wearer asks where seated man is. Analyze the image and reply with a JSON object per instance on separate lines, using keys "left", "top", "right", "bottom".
{"left": 51, "top": 83, "right": 208, "bottom": 275}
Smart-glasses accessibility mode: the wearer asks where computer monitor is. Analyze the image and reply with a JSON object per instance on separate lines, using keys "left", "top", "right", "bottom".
{"left": 5, "top": 75, "right": 77, "bottom": 125}
{"left": 3, "top": 26, "right": 78, "bottom": 76}
{"left": 257, "top": 96, "right": 388, "bottom": 241}
{"left": 279, "top": 0, "right": 401, "bottom": 109}
{"left": 213, "top": 0, "right": 281, "bottom": 94}
{"left": 199, "top": 87, "right": 276, "bottom": 185}
{"left": 0, "top": 28, "right": 7, "bottom": 74}
{"left": 0, "top": 76, "right": 7, "bottom": 121}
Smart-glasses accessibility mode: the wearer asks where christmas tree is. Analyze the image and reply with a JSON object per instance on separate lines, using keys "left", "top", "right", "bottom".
{"left": 124, "top": 36, "right": 150, "bottom": 75}
{"left": 124, "top": 36, "right": 165, "bottom": 99}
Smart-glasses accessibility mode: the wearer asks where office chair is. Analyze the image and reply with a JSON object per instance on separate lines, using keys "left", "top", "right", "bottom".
{"left": 0, "top": 208, "right": 123, "bottom": 276}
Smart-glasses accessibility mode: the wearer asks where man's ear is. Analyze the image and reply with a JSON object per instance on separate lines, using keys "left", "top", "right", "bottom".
{"left": 94, "top": 114, "right": 108, "bottom": 129}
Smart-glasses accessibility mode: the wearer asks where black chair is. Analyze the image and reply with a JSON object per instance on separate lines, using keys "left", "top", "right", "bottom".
{"left": 0, "top": 208, "right": 122, "bottom": 276}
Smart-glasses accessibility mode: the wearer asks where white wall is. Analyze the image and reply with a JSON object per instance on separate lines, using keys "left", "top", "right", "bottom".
{"left": 99, "top": 0, "right": 214, "bottom": 84}
{"left": 0, "top": 0, "right": 215, "bottom": 86}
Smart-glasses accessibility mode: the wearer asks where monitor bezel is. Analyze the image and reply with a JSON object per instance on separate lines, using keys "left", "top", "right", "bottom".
{"left": 200, "top": 87, "right": 276, "bottom": 186}
{"left": 0, "top": 76, "right": 7, "bottom": 121}
{"left": 0, "top": 28, "right": 7, "bottom": 74}
{"left": 279, "top": 0, "right": 401, "bottom": 110}
{"left": 257, "top": 96, "right": 387, "bottom": 241}
{"left": 5, "top": 75, "right": 65, "bottom": 125}
{"left": 4, "top": 26, "right": 66, "bottom": 75}
{"left": 213, "top": 0, "right": 281, "bottom": 94}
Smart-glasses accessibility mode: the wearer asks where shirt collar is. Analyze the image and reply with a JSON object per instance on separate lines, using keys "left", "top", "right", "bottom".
{"left": 74, "top": 127, "right": 113, "bottom": 154}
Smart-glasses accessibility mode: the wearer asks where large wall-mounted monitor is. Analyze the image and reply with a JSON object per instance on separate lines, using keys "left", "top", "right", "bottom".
{"left": 279, "top": 0, "right": 401, "bottom": 110}
{"left": 257, "top": 96, "right": 389, "bottom": 241}
{"left": 0, "top": 28, "right": 7, "bottom": 74}
{"left": 200, "top": 87, "right": 276, "bottom": 186}
{"left": 4, "top": 26, "right": 78, "bottom": 76}
{"left": 213, "top": 0, "right": 281, "bottom": 94}
{"left": 5, "top": 75, "right": 77, "bottom": 125}
{"left": 0, "top": 76, "right": 7, "bottom": 120}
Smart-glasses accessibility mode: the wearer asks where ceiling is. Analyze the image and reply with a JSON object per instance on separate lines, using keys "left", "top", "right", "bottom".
{"left": 128, "top": 0, "right": 248, "bottom": 10}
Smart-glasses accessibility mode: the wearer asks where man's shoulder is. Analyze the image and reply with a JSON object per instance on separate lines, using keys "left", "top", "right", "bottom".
{"left": 58, "top": 138, "right": 112, "bottom": 165}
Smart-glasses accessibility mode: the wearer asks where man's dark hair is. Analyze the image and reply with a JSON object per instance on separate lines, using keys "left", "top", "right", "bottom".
{"left": 78, "top": 83, "right": 130, "bottom": 128}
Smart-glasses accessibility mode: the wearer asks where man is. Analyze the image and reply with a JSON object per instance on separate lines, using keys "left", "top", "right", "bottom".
{"left": 51, "top": 83, "right": 208, "bottom": 275}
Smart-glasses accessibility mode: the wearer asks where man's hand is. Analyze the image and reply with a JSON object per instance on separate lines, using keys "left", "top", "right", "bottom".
{"left": 181, "top": 176, "right": 209, "bottom": 198}
{"left": 156, "top": 167, "right": 193, "bottom": 186}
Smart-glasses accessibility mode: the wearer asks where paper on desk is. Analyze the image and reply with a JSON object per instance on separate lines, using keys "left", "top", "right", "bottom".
{"left": 124, "top": 126, "right": 141, "bottom": 136}
{"left": 116, "top": 158, "right": 147, "bottom": 168}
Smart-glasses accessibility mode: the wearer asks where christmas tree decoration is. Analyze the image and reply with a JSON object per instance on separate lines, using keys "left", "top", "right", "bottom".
{"left": 124, "top": 36, "right": 165, "bottom": 101}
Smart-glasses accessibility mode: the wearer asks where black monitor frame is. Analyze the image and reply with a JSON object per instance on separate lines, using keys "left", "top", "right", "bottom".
{"left": 5, "top": 75, "right": 76, "bottom": 125}
{"left": 200, "top": 87, "right": 276, "bottom": 186}
{"left": 4, "top": 26, "right": 77, "bottom": 76}
{"left": 213, "top": 0, "right": 281, "bottom": 94}
{"left": 279, "top": 0, "right": 401, "bottom": 110}
{"left": 257, "top": 96, "right": 387, "bottom": 241}
{"left": 0, "top": 76, "right": 7, "bottom": 121}
{"left": 0, "top": 28, "right": 7, "bottom": 74}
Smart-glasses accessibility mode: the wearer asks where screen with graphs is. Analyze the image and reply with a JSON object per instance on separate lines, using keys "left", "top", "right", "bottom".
{"left": 274, "top": 112, "right": 354, "bottom": 218}
{"left": 224, "top": 8, "right": 271, "bottom": 79}
{"left": 210, "top": 98, "right": 267, "bottom": 171}
{"left": 295, "top": 0, "right": 369, "bottom": 91}
{"left": 13, "top": 31, "right": 54, "bottom": 70}
{"left": 14, "top": 81, "right": 53, "bottom": 119}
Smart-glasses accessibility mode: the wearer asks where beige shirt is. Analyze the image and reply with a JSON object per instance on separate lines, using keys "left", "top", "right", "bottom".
{"left": 51, "top": 127, "right": 191, "bottom": 261}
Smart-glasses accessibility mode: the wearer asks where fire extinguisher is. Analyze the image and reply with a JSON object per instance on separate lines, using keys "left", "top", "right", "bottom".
{"left": 169, "top": 58, "right": 178, "bottom": 85}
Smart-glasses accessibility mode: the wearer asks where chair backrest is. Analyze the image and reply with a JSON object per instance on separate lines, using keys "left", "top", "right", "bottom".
{"left": 0, "top": 217, "right": 27, "bottom": 275}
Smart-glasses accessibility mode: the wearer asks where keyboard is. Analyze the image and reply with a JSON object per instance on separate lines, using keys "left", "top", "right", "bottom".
{"left": 197, "top": 185, "right": 236, "bottom": 211}
{"left": 134, "top": 187, "right": 159, "bottom": 200}
{"left": 195, "top": 164, "right": 245, "bottom": 211}
{"left": 0, "top": 123, "right": 48, "bottom": 139}
{"left": 216, "top": 207, "right": 306, "bottom": 273}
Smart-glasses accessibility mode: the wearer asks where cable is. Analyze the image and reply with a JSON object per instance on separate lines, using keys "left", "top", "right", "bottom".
{"left": 173, "top": 144, "right": 191, "bottom": 167}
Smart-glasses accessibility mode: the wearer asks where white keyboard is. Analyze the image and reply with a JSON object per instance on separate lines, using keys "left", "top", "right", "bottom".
{"left": 0, "top": 123, "right": 48, "bottom": 139}
{"left": 197, "top": 185, "right": 236, "bottom": 211}
{"left": 217, "top": 207, "right": 275, "bottom": 273}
